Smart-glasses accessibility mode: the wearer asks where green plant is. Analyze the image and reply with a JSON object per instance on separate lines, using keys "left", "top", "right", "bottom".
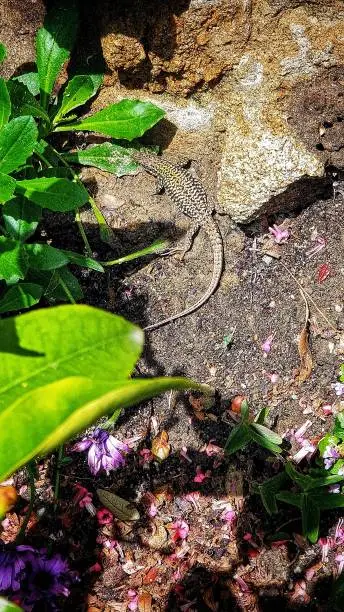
{"left": 0, "top": 0, "right": 165, "bottom": 313}
{"left": 258, "top": 414, "right": 344, "bottom": 543}
{"left": 0, "top": 597, "right": 22, "bottom": 612}
{"left": 0, "top": 304, "right": 205, "bottom": 482}
{"left": 224, "top": 400, "right": 283, "bottom": 455}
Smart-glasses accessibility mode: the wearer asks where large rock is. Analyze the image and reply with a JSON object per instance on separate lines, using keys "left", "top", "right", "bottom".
{"left": 97, "top": 0, "right": 344, "bottom": 222}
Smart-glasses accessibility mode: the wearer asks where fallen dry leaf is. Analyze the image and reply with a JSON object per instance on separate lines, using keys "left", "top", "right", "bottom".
{"left": 138, "top": 591, "right": 152, "bottom": 611}
{"left": 296, "top": 292, "right": 313, "bottom": 384}
{"left": 0, "top": 486, "right": 18, "bottom": 517}
{"left": 151, "top": 431, "right": 171, "bottom": 461}
{"left": 97, "top": 489, "right": 140, "bottom": 521}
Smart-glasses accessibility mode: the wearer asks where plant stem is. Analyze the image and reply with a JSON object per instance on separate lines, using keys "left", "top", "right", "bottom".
{"left": 75, "top": 209, "right": 92, "bottom": 256}
{"left": 57, "top": 272, "right": 76, "bottom": 304}
{"left": 102, "top": 408, "right": 121, "bottom": 430}
{"left": 51, "top": 146, "right": 114, "bottom": 246}
{"left": 16, "top": 462, "right": 36, "bottom": 544}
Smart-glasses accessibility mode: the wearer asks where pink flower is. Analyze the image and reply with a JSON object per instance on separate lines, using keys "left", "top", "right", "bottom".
{"left": 184, "top": 492, "right": 201, "bottom": 512}
{"left": 221, "top": 508, "right": 236, "bottom": 524}
{"left": 201, "top": 440, "right": 224, "bottom": 457}
{"left": 170, "top": 520, "right": 189, "bottom": 542}
{"left": 127, "top": 589, "right": 138, "bottom": 611}
{"left": 233, "top": 575, "right": 250, "bottom": 592}
{"left": 322, "top": 404, "right": 333, "bottom": 416}
{"left": 88, "top": 562, "right": 102, "bottom": 573}
{"left": 261, "top": 335, "right": 274, "bottom": 354}
{"left": 96, "top": 508, "right": 113, "bottom": 525}
{"left": 73, "top": 484, "right": 96, "bottom": 515}
{"left": 335, "top": 553, "right": 344, "bottom": 574}
{"left": 141, "top": 492, "right": 158, "bottom": 518}
{"left": 139, "top": 448, "right": 154, "bottom": 465}
{"left": 193, "top": 466, "right": 211, "bottom": 483}
{"left": 268, "top": 224, "right": 290, "bottom": 244}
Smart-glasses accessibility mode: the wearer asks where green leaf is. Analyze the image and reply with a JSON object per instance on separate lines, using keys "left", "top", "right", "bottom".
{"left": 0, "top": 116, "right": 38, "bottom": 175}
{"left": 339, "top": 364, "right": 344, "bottom": 382}
{"left": 333, "top": 412, "right": 344, "bottom": 437}
{"left": 0, "top": 79, "right": 10, "bottom": 129}
{"left": 301, "top": 493, "right": 320, "bottom": 543}
{"left": 15, "top": 177, "right": 88, "bottom": 211}
{"left": 240, "top": 399, "right": 250, "bottom": 422}
{"left": 62, "top": 142, "right": 138, "bottom": 177}
{"left": 0, "top": 596, "right": 22, "bottom": 612}
{"left": 310, "top": 492, "right": 344, "bottom": 510}
{"left": 102, "top": 240, "right": 169, "bottom": 266}
{"left": 61, "top": 249, "right": 104, "bottom": 272}
{"left": 54, "top": 99, "right": 165, "bottom": 140}
{"left": 330, "top": 459, "right": 344, "bottom": 475}
{"left": 6, "top": 80, "right": 50, "bottom": 122}
{"left": 0, "top": 44, "right": 7, "bottom": 64}
{"left": 0, "top": 172, "right": 16, "bottom": 203}
{"left": 35, "top": 0, "right": 78, "bottom": 109}
{"left": 25, "top": 243, "right": 69, "bottom": 270}
{"left": 318, "top": 433, "right": 339, "bottom": 456}
{"left": 53, "top": 74, "right": 103, "bottom": 123}
{"left": 44, "top": 267, "right": 84, "bottom": 302}
{"left": 258, "top": 471, "right": 290, "bottom": 514}
{"left": 330, "top": 573, "right": 344, "bottom": 612}
{"left": 249, "top": 423, "right": 283, "bottom": 454}
{"left": 2, "top": 197, "right": 41, "bottom": 241}
{"left": 11, "top": 72, "right": 40, "bottom": 97}
{"left": 0, "top": 236, "right": 28, "bottom": 283}
{"left": 224, "top": 422, "right": 252, "bottom": 455}
{"left": 275, "top": 490, "right": 302, "bottom": 508}
{"left": 0, "top": 304, "right": 201, "bottom": 480}
{"left": 0, "top": 283, "right": 43, "bottom": 313}
{"left": 284, "top": 461, "right": 344, "bottom": 491}
{"left": 97, "top": 489, "right": 140, "bottom": 521}
{"left": 254, "top": 406, "right": 270, "bottom": 425}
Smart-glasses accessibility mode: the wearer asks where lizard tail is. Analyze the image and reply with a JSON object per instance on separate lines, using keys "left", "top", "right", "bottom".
{"left": 144, "top": 218, "right": 223, "bottom": 331}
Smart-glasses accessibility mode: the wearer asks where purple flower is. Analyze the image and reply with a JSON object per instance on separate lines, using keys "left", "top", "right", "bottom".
{"left": 323, "top": 445, "right": 340, "bottom": 470}
{"left": 72, "top": 428, "right": 129, "bottom": 475}
{"left": 0, "top": 545, "right": 34, "bottom": 592}
{"left": 25, "top": 552, "right": 71, "bottom": 602}
{"left": 332, "top": 382, "right": 344, "bottom": 396}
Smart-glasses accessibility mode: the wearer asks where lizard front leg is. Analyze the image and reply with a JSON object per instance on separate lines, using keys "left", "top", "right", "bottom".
{"left": 163, "top": 221, "right": 200, "bottom": 261}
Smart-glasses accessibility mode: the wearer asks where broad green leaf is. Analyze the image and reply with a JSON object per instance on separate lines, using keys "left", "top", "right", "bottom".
{"left": 284, "top": 461, "right": 344, "bottom": 491}
{"left": 330, "top": 459, "right": 344, "bottom": 475}
{"left": 250, "top": 423, "right": 283, "bottom": 445}
{"left": 310, "top": 492, "right": 344, "bottom": 510}
{"left": 25, "top": 243, "right": 69, "bottom": 270}
{"left": 275, "top": 491, "right": 302, "bottom": 508}
{"left": 0, "top": 78, "right": 10, "bottom": 129}
{"left": 53, "top": 74, "right": 103, "bottom": 123}
{"left": 54, "top": 99, "right": 165, "bottom": 140}
{"left": 258, "top": 471, "right": 289, "bottom": 514}
{"left": 36, "top": 0, "right": 78, "bottom": 109}
{"left": 0, "top": 305, "right": 143, "bottom": 410}
{"left": 50, "top": 267, "right": 83, "bottom": 302}
{"left": 0, "top": 44, "right": 7, "bottom": 64}
{"left": 11, "top": 72, "right": 40, "bottom": 97}
{"left": 330, "top": 573, "right": 344, "bottom": 612}
{"left": 301, "top": 493, "right": 320, "bottom": 543}
{"left": 0, "top": 116, "right": 38, "bottom": 175}
{"left": 0, "top": 172, "right": 16, "bottom": 203}
{"left": 0, "top": 375, "right": 200, "bottom": 482}
{"left": 62, "top": 142, "right": 138, "bottom": 177}
{"left": 318, "top": 433, "right": 339, "bottom": 456}
{"left": 224, "top": 423, "right": 252, "bottom": 455}
{"left": 333, "top": 412, "right": 344, "bottom": 437}
{"left": 0, "top": 283, "right": 43, "bottom": 313}
{"left": 0, "top": 597, "right": 22, "bottom": 612}
{"left": 61, "top": 249, "right": 104, "bottom": 272}
{"left": 6, "top": 80, "right": 50, "bottom": 122}
{"left": 15, "top": 177, "right": 88, "bottom": 211}
{"left": 0, "top": 304, "right": 202, "bottom": 480}
{"left": 0, "top": 236, "right": 27, "bottom": 283}
{"left": 339, "top": 364, "right": 344, "bottom": 382}
{"left": 249, "top": 424, "right": 283, "bottom": 454}
{"left": 2, "top": 197, "right": 41, "bottom": 241}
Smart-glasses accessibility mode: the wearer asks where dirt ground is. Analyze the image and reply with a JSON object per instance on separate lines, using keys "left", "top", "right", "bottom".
{"left": 18, "top": 156, "right": 342, "bottom": 611}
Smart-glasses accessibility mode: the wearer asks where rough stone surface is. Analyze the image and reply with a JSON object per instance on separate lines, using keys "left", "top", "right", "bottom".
{"left": 0, "top": 0, "right": 45, "bottom": 79}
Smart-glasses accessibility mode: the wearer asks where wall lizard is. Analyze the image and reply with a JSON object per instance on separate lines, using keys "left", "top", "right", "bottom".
{"left": 132, "top": 151, "right": 223, "bottom": 331}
